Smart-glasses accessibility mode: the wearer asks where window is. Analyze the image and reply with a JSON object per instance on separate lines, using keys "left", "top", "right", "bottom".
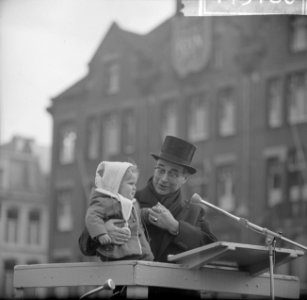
{"left": 267, "top": 78, "right": 283, "bottom": 128}
{"left": 216, "top": 164, "right": 235, "bottom": 212}
{"left": 104, "top": 61, "right": 120, "bottom": 94}
{"left": 218, "top": 88, "right": 236, "bottom": 136}
{"left": 59, "top": 125, "right": 76, "bottom": 164}
{"left": 188, "top": 162, "right": 209, "bottom": 199}
{"left": 187, "top": 95, "right": 209, "bottom": 141}
{"left": 161, "top": 101, "right": 177, "bottom": 141}
{"left": 57, "top": 190, "right": 73, "bottom": 232}
{"left": 266, "top": 157, "right": 283, "bottom": 208}
{"left": 5, "top": 208, "right": 19, "bottom": 243}
{"left": 86, "top": 117, "right": 100, "bottom": 160}
{"left": 290, "top": 16, "right": 307, "bottom": 53}
{"left": 3, "top": 259, "right": 16, "bottom": 298}
{"left": 286, "top": 147, "right": 307, "bottom": 217}
{"left": 102, "top": 113, "right": 120, "bottom": 159}
{"left": 27, "top": 210, "right": 41, "bottom": 245}
{"left": 287, "top": 72, "right": 307, "bottom": 124}
{"left": 122, "top": 109, "right": 136, "bottom": 154}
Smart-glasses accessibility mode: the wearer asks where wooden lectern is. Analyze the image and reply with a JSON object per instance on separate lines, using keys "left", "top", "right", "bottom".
{"left": 14, "top": 241, "right": 304, "bottom": 299}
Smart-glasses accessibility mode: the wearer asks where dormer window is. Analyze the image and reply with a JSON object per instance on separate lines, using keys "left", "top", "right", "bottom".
{"left": 108, "top": 63, "right": 119, "bottom": 94}
{"left": 103, "top": 57, "right": 120, "bottom": 95}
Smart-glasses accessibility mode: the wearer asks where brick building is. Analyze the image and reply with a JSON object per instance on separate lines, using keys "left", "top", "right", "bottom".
{"left": 47, "top": 14, "right": 307, "bottom": 294}
{"left": 0, "top": 136, "right": 50, "bottom": 298}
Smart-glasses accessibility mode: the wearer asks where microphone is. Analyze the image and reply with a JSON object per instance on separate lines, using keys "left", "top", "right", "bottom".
{"left": 190, "top": 193, "right": 208, "bottom": 211}
{"left": 191, "top": 193, "right": 207, "bottom": 205}
{"left": 192, "top": 194, "right": 307, "bottom": 252}
{"left": 79, "top": 279, "right": 115, "bottom": 299}
{"left": 191, "top": 193, "right": 241, "bottom": 222}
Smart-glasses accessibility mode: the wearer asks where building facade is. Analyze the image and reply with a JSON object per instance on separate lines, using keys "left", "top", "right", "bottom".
{"left": 0, "top": 136, "right": 50, "bottom": 298}
{"left": 48, "top": 14, "right": 307, "bottom": 294}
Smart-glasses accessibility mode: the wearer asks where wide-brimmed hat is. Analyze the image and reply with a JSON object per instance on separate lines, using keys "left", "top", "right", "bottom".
{"left": 151, "top": 136, "right": 197, "bottom": 174}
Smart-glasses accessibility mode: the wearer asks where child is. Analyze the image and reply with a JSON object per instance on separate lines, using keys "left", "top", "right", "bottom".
{"left": 85, "top": 161, "right": 154, "bottom": 261}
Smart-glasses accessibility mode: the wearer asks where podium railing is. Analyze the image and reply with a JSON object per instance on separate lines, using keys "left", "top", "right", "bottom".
{"left": 14, "top": 242, "right": 304, "bottom": 299}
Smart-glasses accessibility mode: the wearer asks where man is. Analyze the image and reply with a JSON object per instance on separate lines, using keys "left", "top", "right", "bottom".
{"left": 135, "top": 135, "right": 217, "bottom": 263}
{"left": 125, "top": 135, "right": 215, "bottom": 299}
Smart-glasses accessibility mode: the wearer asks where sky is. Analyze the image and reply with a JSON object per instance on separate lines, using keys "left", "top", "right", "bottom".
{"left": 0, "top": 0, "right": 175, "bottom": 147}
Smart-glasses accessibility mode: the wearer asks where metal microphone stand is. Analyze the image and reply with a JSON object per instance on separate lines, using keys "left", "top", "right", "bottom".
{"left": 192, "top": 193, "right": 307, "bottom": 300}
{"left": 79, "top": 279, "right": 115, "bottom": 299}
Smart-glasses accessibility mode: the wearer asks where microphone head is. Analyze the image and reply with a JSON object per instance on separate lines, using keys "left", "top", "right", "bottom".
{"left": 191, "top": 193, "right": 202, "bottom": 203}
{"left": 105, "top": 279, "right": 115, "bottom": 290}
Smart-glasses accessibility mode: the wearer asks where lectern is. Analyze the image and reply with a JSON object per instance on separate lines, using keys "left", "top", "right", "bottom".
{"left": 14, "top": 241, "right": 304, "bottom": 299}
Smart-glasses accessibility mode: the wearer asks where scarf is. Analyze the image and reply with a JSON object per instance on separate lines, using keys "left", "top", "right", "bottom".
{"left": 146, "top": 177, "right": 184, "bottom": 217}
{"left": 95, "top": 161, "right": 134, "bottom": 222}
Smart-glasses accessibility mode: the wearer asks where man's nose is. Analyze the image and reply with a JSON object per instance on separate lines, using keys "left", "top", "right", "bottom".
{"left": 161, "top": 172, "right": 169, "bottom": 181}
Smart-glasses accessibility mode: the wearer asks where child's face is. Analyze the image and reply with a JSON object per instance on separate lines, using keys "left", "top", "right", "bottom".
{"left": 118, "top": 171, "right": 138, "bottom": 200}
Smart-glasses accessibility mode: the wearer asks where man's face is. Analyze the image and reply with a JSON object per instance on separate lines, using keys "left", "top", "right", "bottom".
{"left": 152, "top": 159, "right": 188, "bottom": 195}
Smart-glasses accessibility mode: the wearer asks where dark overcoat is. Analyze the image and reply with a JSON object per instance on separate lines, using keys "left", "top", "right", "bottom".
{"left": 135, "top": 179, "right": 217, "bottom": 262}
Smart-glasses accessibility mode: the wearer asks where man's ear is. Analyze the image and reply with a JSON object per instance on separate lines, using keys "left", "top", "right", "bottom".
{"left": 181, "top": 173, "right": 189, "bottom": 184}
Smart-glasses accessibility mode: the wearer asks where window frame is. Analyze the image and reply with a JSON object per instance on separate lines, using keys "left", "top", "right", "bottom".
{"left": 289, "top": 16, "right": 307, "bottom": 54}
{"left": 217, "top": 87, "right": 237, "bottom": 137}
{"left": 160, "top": 100, "right": 178, "bottom": 141}
{"left": 122, "top": 108, "right": 136, "bottom": 154}
{"left": 58, "top": 123, "right": 77, "bottom": 165}
{"left": 187, "top": 93, "right": 209, "bottom": 142}
{"left": 56, "top": 189, "right": 74, "bottom": 232}
{"left": 215, "top": 163, "right": 236, "bottom": 212}
{"left": 266, "top": 77, "right": 284, "bottom": 129}
{"left": 86, "top": 116, "right": 100, "bottom": 161}
{"left": 286, "top": 71, "right": 307, "bottom": 125}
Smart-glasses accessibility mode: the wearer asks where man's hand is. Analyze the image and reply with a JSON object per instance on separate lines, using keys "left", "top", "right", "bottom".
{"left": 148, "top": 203, "right": 179, "bottom": 235}
{"left": 104, "top": 219, "right": 131, "bottom": 245}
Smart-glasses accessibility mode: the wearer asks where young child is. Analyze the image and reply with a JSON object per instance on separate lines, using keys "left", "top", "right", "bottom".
{"left": 85, "top": 161, "right": 154, "bottom": 261}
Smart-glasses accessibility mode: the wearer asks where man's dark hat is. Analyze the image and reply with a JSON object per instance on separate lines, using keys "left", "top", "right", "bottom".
{"left": 151, "top": 136, "right": 197, "bottom": 174}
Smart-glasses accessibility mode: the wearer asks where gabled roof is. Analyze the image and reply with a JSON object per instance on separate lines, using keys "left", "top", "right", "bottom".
{"left": 51, "top": 76, "right": 88, "bottom": 102}
{"left": 49, "top": 13, "right": 176, "bottom": 105}
{"left": 89, "top": 22, "right": 145, "bottom": 68}
{"left": 88, "top": 16, "right": 175, "bottom": 69}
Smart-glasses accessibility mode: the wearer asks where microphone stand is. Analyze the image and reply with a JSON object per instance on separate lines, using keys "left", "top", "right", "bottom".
{"left": 192, "top": 193, "right": 307, "bottom": 300}
{"left": 79, "top": 279, "right": 115, "bottom": 299}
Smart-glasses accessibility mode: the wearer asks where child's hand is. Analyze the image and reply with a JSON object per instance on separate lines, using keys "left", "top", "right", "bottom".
{"left": 98, "top": 234, "right": 112, "bottom": 245}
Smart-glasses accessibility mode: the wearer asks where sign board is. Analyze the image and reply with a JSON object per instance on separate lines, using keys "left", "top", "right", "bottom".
{"left": 182, "top": 0, "right": 306, "bottom": 15}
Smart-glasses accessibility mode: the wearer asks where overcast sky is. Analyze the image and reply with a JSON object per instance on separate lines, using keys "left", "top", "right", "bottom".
{"left": 0, "top": 0, "right": 175, "bottom": 147}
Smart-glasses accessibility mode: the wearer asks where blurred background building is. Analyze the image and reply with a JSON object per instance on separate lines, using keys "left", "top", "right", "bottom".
{"left": 0, "top": 136, "right": 50, "bottom": 298}
{"left": 46, "top": 5, "right": 307, "bottom": 297}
